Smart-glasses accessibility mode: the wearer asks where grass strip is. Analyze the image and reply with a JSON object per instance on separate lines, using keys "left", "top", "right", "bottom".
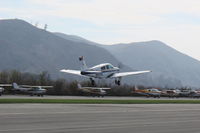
{"left": 0, "top": 99, "right": 200, "bottom": 104}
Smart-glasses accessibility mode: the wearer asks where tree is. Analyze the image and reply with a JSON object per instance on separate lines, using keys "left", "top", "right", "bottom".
{"left": 0, "top": 70, "right": 9, "bottom": 83}
{"left": 38, "top": 71, "right": 50, "bottom": 85}
{"left": 9, "top": 70, "right": 22, "bottom": 84}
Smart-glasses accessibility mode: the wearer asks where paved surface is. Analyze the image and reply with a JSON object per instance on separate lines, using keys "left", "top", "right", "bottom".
{"left": 0, "top": 95, "right": 198, "bottom": 100}
{"left": 0, "top": 104, "right": 200, "bottom": 133}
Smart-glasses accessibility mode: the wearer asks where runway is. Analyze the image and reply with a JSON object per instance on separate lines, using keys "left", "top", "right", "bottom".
{"left": 0, "top": 104, "right": 200, "bottom": 133}
{"left": 0, "top": 95, "right": 198, "bottom": 100}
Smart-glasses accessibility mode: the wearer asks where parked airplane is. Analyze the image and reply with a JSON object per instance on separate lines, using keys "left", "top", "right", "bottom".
{"left": 161, "top": 89, "right": 180, "bottom": 98}
{"left": 132, "top": 86, "right": 161, "bottom": 98}
{"left": 0, "top": 84, "right": 12, "bottom": 96}
{"left": 146, "top": 88, "right": 161, "bottom": 98}
{"left": 179, "top": 88, "right": 192, "bottom": 97}
{"left": 12, "top": 83, "right": 53, "bottom": 96}
{"left": 132, "top": 85, "right": 149, "bottom": 97}
{"left": 77, "top": 83, "right": 111, "bottom": 97}
{"left": 189, "top": 90, "right": 200, "bottom": 98}
{"left": 60, "top": 56, "right": 151, "bottom": 85}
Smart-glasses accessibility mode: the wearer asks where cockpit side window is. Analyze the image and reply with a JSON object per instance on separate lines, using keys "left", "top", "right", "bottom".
{"left": 101, "top": 66, "right": 106, "bottom": 70}
{"left": 109, "top": 65, "right": 114, "bottom": 69}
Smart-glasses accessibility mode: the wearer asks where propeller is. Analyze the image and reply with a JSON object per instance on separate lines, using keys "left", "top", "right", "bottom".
{"left": 117, "top": 63, "right": 124, "bottom": 69}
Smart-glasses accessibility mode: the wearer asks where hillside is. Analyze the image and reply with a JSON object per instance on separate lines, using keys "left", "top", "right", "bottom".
{"left": 103, "top": 41, "right": 200, "bottom": 87}
{"left": 0, "top": 19, "right": 127, "bottom": 82}
{"left": 56, "top": 32, "right": 200, "bottom": 88}
{"left": 1, "top": 19, "right": 198, "bottom": 87}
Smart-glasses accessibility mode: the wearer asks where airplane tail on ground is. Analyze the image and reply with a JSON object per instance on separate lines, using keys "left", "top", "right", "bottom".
{"left": 79, "top": 56, "right": 88, "bottom": 70}
{"left": 134, "top": 85, "right": 139, "bottom": 91}
{"left": 12, "top": 83, "right": 19, "bottom": 89}
{"left": 77, "top": 83, "right": 82, "bottom": 89}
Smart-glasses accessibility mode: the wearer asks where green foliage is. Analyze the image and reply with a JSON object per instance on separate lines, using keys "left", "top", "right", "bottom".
{"left": 0, "top": 99, "right": 200, "bottom": 104}
{"left": 0, "top": 70, "right": 192, "bottom": 96}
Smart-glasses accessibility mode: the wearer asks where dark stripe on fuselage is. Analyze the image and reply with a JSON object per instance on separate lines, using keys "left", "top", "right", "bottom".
{"left": 81, "top": 69, "right": 119, "bottom": 78}
{"left": 80, "top": 71, "right": 100, "bottom": 75}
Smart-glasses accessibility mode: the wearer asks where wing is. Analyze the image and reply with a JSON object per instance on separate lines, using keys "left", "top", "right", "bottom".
{"left": 82, "top": 87, "right": 111, "bottom": 90}
{"left": 111, "top": 70, "right": 151, "bottom": 78}
{"left": 60, "top": 69, "right": 84, "bottom": 76}
{"left": 0, "top": 84, "right": 12, "bottom": 87}
{"left": 21, "top": 85, "right": 53, "bottom": 88}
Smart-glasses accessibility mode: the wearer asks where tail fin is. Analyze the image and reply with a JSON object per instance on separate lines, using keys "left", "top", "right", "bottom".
{"left": 79, "top": 56, "right": 88, "bottom": 70}
{"left": 13, "top": 83, "right": 19, "bottom": 89}
{"left": 134, "top": 85, "right": 139, "bottom": 91}
{"left": 77, "top": 83, "right": 82, "bottom": 89}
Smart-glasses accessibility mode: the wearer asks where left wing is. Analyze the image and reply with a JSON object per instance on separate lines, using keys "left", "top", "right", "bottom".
{"left": 21, "top": 85, "right": 53, "bottom": 88}
{"left": 0, "top": 84, "right": 12, "bottom": 87}
{"left": 111, "top": 70, "right": 151, "bottom": 78}
{"left": 60, "top": 69, "right": 86, "bottom": 77}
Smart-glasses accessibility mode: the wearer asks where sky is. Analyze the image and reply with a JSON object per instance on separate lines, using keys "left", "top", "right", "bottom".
{"left": 0, "top": 0, "right": 200, "bottom": 60}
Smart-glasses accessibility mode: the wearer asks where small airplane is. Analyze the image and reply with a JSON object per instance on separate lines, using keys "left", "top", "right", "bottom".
{"left": 12, "top": 83, "right": 53, "bottom": 96}
{"left": 189, "top": 90, "right": 200, "bottom": 98}
{"left": 77, "top": 83, "right": 111, "bottom": 97}
{"left": 60, "top": 56, "right": 151, "bottom": 85}
{"left": 146, "top": 88, "right": 161, "bottom": 98}
{"left": 161, "top": 89, "right": 180, "bottom": 98}
{"left": 0, "top": 84, "right": 13, "bottom": 96}
{"left": 132, "top": 85, "right": 149, "bottom": 97}
{"left": 132, "top": 86, "right": 161, "bottom": 98}
{"left": 179, "top": 88, "right": 192, "bottom": 97}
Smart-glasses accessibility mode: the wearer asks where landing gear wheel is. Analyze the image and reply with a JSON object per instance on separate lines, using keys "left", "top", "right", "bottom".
{"left": 90, "top": 78, "right": 96, "bottom": 86}
{"left": 115, "top": 80, "right": 121, "bottom": 85}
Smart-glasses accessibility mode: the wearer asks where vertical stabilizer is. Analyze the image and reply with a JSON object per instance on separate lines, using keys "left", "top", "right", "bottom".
{"left": 77, "top": 83, "right": 82, "bottom": 89}
{"left": 134, "top": 85, "right": 139, "bottom": 91}
{"left": 13, "top": 83, "right": 19, "bottom": 89}
{"left": 79, "top": 56, "right": 88, "bottom": 70}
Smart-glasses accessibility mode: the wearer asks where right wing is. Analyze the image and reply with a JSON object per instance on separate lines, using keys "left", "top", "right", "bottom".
{"left": 60, "top": 69, "right": 85, "bottom": 77}
{"left": 111, "top": 70, "right": 151, "bottom": 78}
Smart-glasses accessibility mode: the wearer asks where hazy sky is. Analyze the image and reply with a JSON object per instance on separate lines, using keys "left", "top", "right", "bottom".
{"left": 1, "top": 0, "right": 200, "bottom": 60}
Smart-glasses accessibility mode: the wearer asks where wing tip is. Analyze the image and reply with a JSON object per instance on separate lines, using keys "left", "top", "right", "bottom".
{"left": 60, "top": 69, "right": 67, "bottom": 72}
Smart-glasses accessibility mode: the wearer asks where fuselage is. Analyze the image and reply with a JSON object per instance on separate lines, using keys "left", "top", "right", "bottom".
{"left": 27, "top": 87, "right": 47, "bottom": 95}
{"left": 80, "top": 63, "right": 119, "bottom": 79}
{"left": 79, "top": 87, "right": 106, "bottom": 96}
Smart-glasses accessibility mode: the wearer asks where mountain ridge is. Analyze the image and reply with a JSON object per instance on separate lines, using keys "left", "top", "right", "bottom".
{"left": 56, "top": 32, "right": 200, "bottom": 88}
{"left": 1, "top": 19, "right": 199, "bottom": 87}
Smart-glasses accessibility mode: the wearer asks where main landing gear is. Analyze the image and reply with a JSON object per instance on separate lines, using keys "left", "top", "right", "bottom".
{"left": 114, "top": 77, "right": 121, "bottom": 85}
{"left": 115, "top": 80, "right": 121, "bottom": 85}
{"left": 90, "top": 78, "right": 96, "bottom": 86}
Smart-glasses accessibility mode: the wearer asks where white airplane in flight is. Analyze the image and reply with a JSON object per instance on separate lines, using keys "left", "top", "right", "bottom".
{"left": 60, "top": 56, "right": 151, "bottom": 85}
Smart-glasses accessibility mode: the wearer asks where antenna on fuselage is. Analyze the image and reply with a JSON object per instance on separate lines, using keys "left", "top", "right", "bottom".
{"left": 79, "top": 56, "right": 88, "bottom": 70}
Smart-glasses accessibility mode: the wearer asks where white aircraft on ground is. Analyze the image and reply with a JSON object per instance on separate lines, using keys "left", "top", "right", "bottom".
{"left": 60, "top": 56, "right": 151, "bottom": 85}
{"left": 12, "top": 83, "right": 53, "bottom": 96}
{"left": 77, "top": 83, "right": 111, "bottom": 97}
